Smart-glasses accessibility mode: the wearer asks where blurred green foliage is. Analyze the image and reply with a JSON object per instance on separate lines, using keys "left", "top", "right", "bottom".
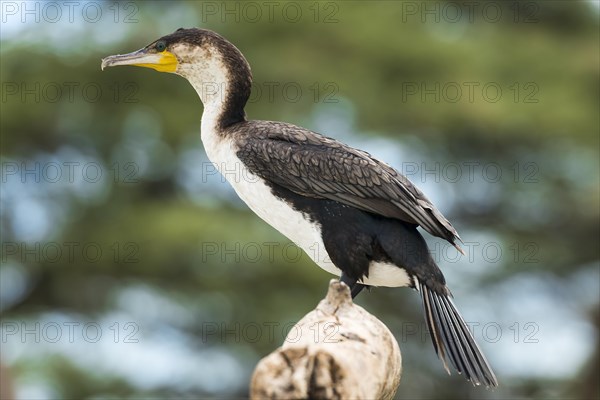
{"left": 1, "top": 1, "right": 598, "bottom": 399}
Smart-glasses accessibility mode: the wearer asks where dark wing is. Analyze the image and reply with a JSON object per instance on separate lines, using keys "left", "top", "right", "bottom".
{"left": 235, "top": 122, "right": 462, "bottom": 250}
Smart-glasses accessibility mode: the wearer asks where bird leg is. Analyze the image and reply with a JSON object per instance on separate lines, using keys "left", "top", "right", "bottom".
{"left": 340, "top": 273, "right": 366, "bottom": 299}
{"left": 350, "top": 283, "right": 366, "bottom": 298}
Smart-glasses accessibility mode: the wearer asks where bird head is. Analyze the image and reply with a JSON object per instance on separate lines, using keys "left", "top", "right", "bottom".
{"left": 101, "top": 28, "right": 252, "bottom": 122}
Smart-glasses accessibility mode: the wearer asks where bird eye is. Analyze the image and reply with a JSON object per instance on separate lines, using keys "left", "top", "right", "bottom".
{"left": 155, "top": 41, "right": 167, "bottom": 52}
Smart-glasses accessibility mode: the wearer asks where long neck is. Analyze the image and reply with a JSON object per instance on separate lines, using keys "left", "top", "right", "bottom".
{"left": 184, "top": 50, "right": 251, "bottom": 135}
{"left": 196, "top": 79, "right": 248, "bottom": 133}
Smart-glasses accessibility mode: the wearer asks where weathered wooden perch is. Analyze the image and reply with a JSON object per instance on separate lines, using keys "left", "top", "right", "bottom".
{"left": 250, "top": 279, "right": 401, "bottom": 399}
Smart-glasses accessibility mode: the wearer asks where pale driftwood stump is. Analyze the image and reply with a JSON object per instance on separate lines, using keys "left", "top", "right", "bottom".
{"left": 250, "top": 280, "right": 401, "bottom": 399}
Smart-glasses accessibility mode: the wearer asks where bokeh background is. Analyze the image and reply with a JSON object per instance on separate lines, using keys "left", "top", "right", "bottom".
{"left": 1, "top": 1, "right": 598, "bottom": 399}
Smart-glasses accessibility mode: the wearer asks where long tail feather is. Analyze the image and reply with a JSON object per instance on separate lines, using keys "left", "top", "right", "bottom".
{"left": 416, "top": 279, "right": 498, "bottom": 388}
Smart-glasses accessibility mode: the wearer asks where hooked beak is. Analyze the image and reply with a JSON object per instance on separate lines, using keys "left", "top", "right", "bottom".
{"left": 101, "top": 47, "right": 178, "bottom": 73}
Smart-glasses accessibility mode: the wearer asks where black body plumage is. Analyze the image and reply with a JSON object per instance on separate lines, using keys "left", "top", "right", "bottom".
{"left": 233, "top": 121, "right": 463, "bottom": 253}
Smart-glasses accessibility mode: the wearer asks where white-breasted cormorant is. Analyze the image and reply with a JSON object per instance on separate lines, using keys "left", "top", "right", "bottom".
{"left": 102, "top": 28, "right": 497, "bottom": 388}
